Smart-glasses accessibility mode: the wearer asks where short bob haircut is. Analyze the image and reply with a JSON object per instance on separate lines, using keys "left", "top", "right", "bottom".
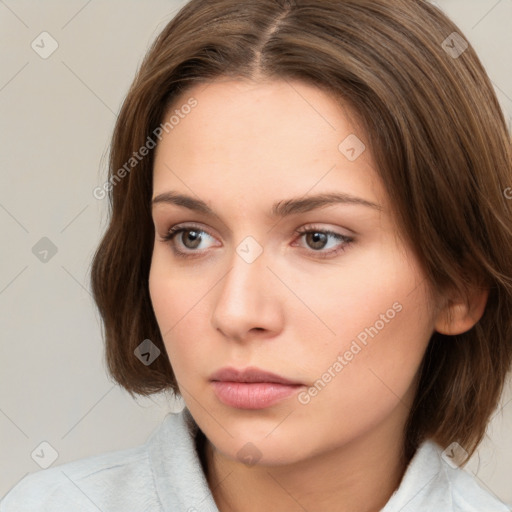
{"left": 91, "top": 0, "right": 512, "bottom": 463}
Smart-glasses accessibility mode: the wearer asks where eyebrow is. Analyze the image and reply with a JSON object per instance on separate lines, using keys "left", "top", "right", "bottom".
{"left": 151, "top": 191, "right": 382, "bottom": 218}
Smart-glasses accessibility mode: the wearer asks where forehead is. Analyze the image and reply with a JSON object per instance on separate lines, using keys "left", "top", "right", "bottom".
{"left": 152, "top": 78, "right": 384, "bottom": 209}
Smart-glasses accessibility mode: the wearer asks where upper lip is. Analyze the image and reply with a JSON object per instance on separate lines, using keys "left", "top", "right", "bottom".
{"left": 210, "top": 366, "right": 303, "bottom": 385}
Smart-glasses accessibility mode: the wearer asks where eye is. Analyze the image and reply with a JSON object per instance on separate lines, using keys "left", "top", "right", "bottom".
{"left": 159, "top": 223, "right": 354, "bottom": 260}
{"left": 293, "top": 225, "right": 354, "bottom": 259}
{"left": 159, "top": 224, "right": 218, "bottom": 258}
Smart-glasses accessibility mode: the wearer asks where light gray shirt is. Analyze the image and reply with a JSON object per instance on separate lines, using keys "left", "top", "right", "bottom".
{"left": 1, "top": 407, "right": 510, "bottom": 511}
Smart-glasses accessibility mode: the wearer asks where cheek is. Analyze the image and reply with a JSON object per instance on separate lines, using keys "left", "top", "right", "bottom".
{"left": 292, "top": 246, "right": 434, "bottom": 425}
{"left": 148, "top": 251, "right": 209, "bottom": 380}
{"left": 284, "top": 241, "right": 432, "bottom": 356}
{"left": 296, "top": 297, "right": 432, "bottom": 442}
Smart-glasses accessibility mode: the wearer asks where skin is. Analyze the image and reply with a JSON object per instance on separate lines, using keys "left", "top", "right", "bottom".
{"left": 149, "top": 78, "right": 486, "bottom": 512}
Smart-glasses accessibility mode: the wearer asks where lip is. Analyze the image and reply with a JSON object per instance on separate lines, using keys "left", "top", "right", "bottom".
{"left": 210, "top": 367, "right": 305, "bottom": 409}
{"left": 210, "top": 366, "right": 303, "bottom": 385}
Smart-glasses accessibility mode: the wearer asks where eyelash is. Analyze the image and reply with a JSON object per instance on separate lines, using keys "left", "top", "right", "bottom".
{"left": 159, "top": 223, "right": 354, "bottom": 260}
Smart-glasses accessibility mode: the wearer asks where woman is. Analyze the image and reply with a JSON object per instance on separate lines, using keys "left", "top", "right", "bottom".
{"left": 2, "top": 0, "right": 511, "bottom": 510}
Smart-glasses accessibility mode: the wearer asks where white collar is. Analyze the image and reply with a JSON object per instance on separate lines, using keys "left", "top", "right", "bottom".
{"left": 148, "top": 407, "right": 510, "bottom": 512}
{"left": 381, "top": 437, "right": 510, "bottom": 511}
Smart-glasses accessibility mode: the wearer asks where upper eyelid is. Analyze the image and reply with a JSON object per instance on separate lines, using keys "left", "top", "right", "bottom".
{"left": 168, "top": 222, "right": 217, "bottom": 238}
{"left": 152, "top": 202, "right": 367, "bottom": 236}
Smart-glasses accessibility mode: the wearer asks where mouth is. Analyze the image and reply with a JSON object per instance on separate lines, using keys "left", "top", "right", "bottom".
{"left": 210, "top": 366, "right": 303, "bottom": 385}
{"left": 209, "top": 366, "right": 305, "bottom": 409}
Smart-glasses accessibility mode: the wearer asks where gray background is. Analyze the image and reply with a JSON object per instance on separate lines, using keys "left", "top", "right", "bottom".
{"left": 1, "top": 0, "right": 511, "bottom": 503}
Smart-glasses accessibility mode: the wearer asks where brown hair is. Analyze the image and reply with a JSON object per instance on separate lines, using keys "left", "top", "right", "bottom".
{"left": 90, "top": 0, "right": 512, "bottom": 463}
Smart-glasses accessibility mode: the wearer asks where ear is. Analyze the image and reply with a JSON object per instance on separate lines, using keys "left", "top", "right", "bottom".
{"left": 434, "top": 284, "right": 489, "bottom": 335}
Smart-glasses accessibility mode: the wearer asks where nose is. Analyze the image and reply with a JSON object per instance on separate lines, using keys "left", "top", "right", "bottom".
{"left": 211, "top": 247, "right": 284, "bottom": 342}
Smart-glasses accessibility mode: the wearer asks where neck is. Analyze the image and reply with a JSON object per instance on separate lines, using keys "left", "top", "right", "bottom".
{"left": 203, "top": 414, "right": 411, "bottom": 512}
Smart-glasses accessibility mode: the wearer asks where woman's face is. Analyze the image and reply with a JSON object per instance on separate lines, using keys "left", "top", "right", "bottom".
{"left": 149, "top": 78, "right": 437, "bottom": 466}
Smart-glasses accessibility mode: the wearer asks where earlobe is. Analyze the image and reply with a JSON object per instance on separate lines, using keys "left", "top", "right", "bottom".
{"left": 434, "top": 286, "right": 489, "bottom": 335}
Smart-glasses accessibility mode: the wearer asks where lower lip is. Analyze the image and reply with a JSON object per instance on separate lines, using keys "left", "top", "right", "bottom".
{"left": 211, "top": 381, "right": 303, "bottom": 409}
